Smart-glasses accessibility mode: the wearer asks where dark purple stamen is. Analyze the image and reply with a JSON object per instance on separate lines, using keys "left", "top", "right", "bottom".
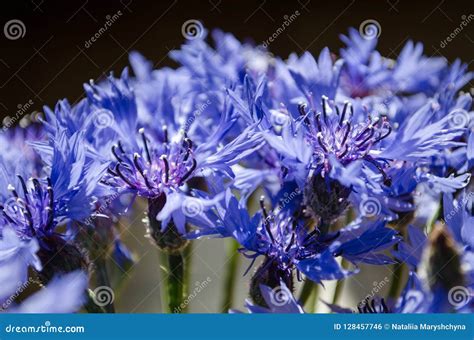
{"left": 163, "top": 125, "right": 168, "bottom": 144}
{"left": 139, "top": 129, "right": 152, "bottom": 164}
{"left": 115, "top": 163, "right": 136, "bottom": 189}
{"left": 112, "top": 145, "right": 124, "bottom": 163}
{"left": 180, "top": 159, "right": 197, "bottom": 184}
{"left": 259, "top": 196, "right": 275, "bottom": 244}
{"left": 298, "top": 104, "right": 310, "bottom": 126}
{"left": 161, "top": 156, "right": 170, "bottom": 183}
{"left": 133, "top": 154, "right": 153, "bottom": 189}
{"left": 321, "top": 96, "right": 328, "bottom": 124}
{"left": 339, "top": 102, "right": 349, "bottom": 126}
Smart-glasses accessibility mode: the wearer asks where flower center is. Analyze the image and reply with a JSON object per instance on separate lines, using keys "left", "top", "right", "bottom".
{"left": 299, "top": 97, "right": 391, "bottom": 169}
{"left": 104, "top": 127, "right": 197, "bottom": 198}
{"left": 0, "top": 176, "right": 54, "bottom": 239}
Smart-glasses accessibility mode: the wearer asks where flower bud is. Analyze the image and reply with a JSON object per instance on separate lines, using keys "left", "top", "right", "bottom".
{"left": 36, "top": 234, "right": 89, "bottom": 284}
{"left": 146, "top": 195, "right": 189, "bottom": 254}
{"left": 421, "top": 224, "right": 465, "bottom": 291}
{"left": 249, "top": 257, "right": 293, "bottom": 307}
{"left": 304, "top": 174, "right": 351, "bottom": 226}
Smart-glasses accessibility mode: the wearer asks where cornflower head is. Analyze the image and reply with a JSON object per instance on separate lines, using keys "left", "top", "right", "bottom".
{"left": 82, "top": 67, "right": 263, "bottom": 253}
{"left": 262, "top": 93, "right": 470, "bottom": 225}
{"left": 263, "top": 96, "right": 393, "bottom": 224}
{"left": 1, "top": 130, "right": 107, "bottom": 283}
{"left": 191, "top": 190, "right": 400, "bottom": 307}
{"left": 339, "top": 28, "right": 446, "bottom": 100}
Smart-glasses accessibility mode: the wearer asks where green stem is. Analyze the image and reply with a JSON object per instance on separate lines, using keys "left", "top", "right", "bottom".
{"left": 299, "top": 279, "right": 319, "bottom": 312}
{"left": 387, "top": 262, "right": 404, "bottom": 299}
{"left": 159, "top": 250, "right": 186, "bottom": 313}
{"left": 182, "top": 242, "right": 193, "bottom": 313}
{"left": 84, "top": 290, "right": 107, "bottom": 313}
{"left": 220, "top": 239, "right": 240, "bottom": 312}
{"left": 306, "top": 283, "right": 319, "bottom": 313}
{"left": 332, "top": 259, "right": 348, "bottom": 305}
{"left": 148, "top": 196, "right": 188, "bottom": 313}
{"left": 332, "top": 280, "right": 345, "bottom": 306}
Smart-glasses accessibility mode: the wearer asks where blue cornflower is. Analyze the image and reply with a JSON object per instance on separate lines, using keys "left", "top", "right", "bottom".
{"left": 339, "top": 28, "right": 391, "bottom": 98}
{"left": 287, "top": 48, "right": 343, "bottom": 111}
{"left": 1, "top": 129, "right": 107, "bottom": 282}
{"left": 392, "top": 225, "right": 427, "bottom": 270}
{"left": 339, "top": 28, "right": 446, "bottom": 99}
{"left": 0, "top": 220, "right": 87, "bottom": 313}
{"left": 82, "top": 68, "right": 263, "bottom": 237}
{"left": 192, "top": 190, "right": 400, "bottom": 306}
{"left": 263, "top": 97, "right": 394, "bottom": 222}
{"left": 261, "top": 95, "right": 469, "bottom": 223}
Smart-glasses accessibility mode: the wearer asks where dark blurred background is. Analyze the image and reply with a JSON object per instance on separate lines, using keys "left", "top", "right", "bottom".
{"left": 1, "top": 0, "right": 473, "bottom": 123}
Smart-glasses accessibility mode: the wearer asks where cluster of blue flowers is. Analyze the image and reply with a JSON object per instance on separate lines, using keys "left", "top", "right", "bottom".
{"left": 0, "top": 26, "right": 472, "bottom": 313}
